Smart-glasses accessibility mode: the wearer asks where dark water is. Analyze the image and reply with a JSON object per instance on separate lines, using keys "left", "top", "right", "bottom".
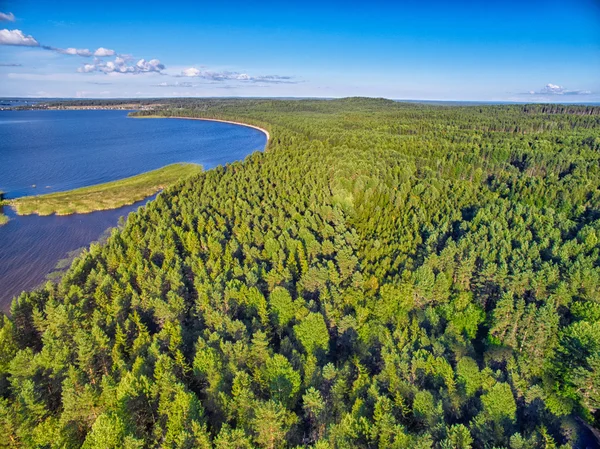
{"left": 0, "top": 199, "right": 152, "bottom": 307}
{"left": 0, "top": 110, "right": 265, "bottom": 198}
{"left": 0, "top": 110, "right": 266, "bottom": 311}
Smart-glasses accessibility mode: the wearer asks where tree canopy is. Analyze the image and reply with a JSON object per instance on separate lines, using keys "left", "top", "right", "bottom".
{"left": 1, "top": 98, "right": 600, "bottom": 448}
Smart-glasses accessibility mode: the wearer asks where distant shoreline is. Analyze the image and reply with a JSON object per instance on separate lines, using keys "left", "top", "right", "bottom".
{"left": 132, "top": 115, "right": 270, "bottom": 143}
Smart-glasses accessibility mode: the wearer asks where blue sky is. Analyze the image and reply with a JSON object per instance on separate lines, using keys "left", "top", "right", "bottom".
{"left": 0, "top": 0, "right": 599, "bottom": 101}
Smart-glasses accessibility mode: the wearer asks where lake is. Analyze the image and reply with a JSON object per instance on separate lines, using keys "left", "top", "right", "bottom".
{"left": 0, "top": 110, "right": 267, "bottom": 312}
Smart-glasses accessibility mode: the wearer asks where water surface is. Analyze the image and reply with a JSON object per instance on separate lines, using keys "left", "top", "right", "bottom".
{"left": 0, "top": 110, "right": 265, "bottom": 198}
{"left": 0, "top": 110, "right": 266, "bottom": 311}
{"left": 0, "top": 199, "right": 152, "bottom": 306}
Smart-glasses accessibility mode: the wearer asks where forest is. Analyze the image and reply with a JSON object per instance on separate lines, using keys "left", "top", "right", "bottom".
{"left": 1, "top": 98, "right": 600, "bottom": 448}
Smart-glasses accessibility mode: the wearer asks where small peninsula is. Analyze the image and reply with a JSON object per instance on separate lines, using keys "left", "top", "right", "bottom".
{"left": 0, "top": 192, "right": 8, "bottom": 225}
{"left": 9, "top": 163, "right": 202, "bottom": 216}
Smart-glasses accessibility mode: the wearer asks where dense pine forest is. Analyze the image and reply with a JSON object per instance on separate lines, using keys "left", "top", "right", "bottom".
{"left": 2, "top": 98, "right": 600, "bottom": 448}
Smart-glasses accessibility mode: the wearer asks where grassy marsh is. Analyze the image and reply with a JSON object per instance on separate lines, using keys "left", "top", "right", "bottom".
{"left": 10, "top": 163, "right": 202, "bottom": 216}
{"left": 0, "top": 192, "right": 8, "bottom": 225}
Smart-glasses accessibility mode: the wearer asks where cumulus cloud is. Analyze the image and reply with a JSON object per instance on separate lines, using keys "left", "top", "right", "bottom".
{"left": 57, "top": 47, "right": 92, "bottom": 56}
{"left": 41, "top": 45, "right": 116, "bottom": 58}
{"left": 0, "top": 12, "right": 15, "bottom": 22}
{"left": 0, "top": 29, "right": 39, "bottom": 46}
{"left": 93, "top": 47, "right": 115, "bottom": 57}
{"left": 181, "top": 67, "right": 201, "bottom": 77}
{"left": 78, "top": 63, "right": 96, "bottom": 73}
{"left": 180, "top": 68, "right": 297, "bottom": 83}
{"left": 541, "top": 83, "right": 563, "bottom": 94}
{"left": 0, "top": 30, "right": 113, "bottom": 59}
{"left": 529, "top": 83, "right": 592, "bottom": 96}
{"left": 135, "top": 58, "right": 165, "bottom": 72}
{"left": 78, "top": 56, "right": 165, "bottom": 74}
{"left": 1, "top": 27, "right": 292, "bottom": 88}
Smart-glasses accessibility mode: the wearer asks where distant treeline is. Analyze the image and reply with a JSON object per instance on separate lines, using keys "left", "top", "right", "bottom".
{"left": 44, "top": 98, "right": 166, "bottom": 107}
{"left": 30, "top": 97, "right": 600, "bottom": 117}
{"left": 1, "top": 98, "right": 599, "bottom": 448}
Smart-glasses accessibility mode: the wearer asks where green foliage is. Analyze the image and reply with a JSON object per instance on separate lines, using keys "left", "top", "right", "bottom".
{"left": 269, "top": 287, "right": 296, "bottom": 330}
{"left": 293, "top": 313, "right": 329, "bottom": 355}
{"left": 265, "top": 354, "right": 301, "bottom": 407}
{"left": 0, "top": 192, "right": 7, "bottom": 225}
{"left": 456, "top": 357, "right": 482, "bottom": 398}
{"left": 413, "top": 390, "right": 441, "bottom": 427}
{"left": 82, "top": 413, "right": 143, "bottom": 449}
{"left": 481, "top": 382, "right": 517, "bottom": 423}
{"left": 10, "top": 163, "right": 202, "bottom": 216}
{"left": 251, "top": 401, "right": 296, "bottom": 449}
{"left": 442, "top": 424, "right": 473, "bottom": 449}
{"left": 2, "top": 98, "right": 600, "bottom": 447}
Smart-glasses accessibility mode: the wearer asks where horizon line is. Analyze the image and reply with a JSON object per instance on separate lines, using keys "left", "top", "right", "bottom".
{"left": 2, "top": 96, "right": 600, "bottom": 106}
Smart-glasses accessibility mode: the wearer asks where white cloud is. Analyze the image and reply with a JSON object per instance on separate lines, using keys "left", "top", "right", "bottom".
{"left": 0, "top": 29, "right": 39, "bottom": 46}
{"left": 529, "top": 83, "right": 593, "bottom": 96}
{"left": 180, "top": 68, "right": 296, "bottom": 83}
{"left": 136, "top": 58, "right": 164, "bottom": 72}
{"left": 543, "top": 83, "right": 562, "bottom": 93}
{"left": 0, "top": 12, "right": 15, "bottom": 22}
{"left": 58, "top": 47, "right": 92, "bottom": 56}
{"left": 181, "top": 68, "right": 238, "bottom": 80}
{"left": 78, "top": 56, "right": 165, "bottom": 74}
{"left": 43, "top": 46, "right": 114, "bottom": 58}
{"left": 79, "top": 63, "right": 96, "bottom": 73}
{"left": 182, "top": 67, "right": 201, "bottom": 77}
{"left": 1, "top": 28, "right": 298, "bottom": 93}
{"left": 93, "top": 47, "right": 115, "bottom": 57}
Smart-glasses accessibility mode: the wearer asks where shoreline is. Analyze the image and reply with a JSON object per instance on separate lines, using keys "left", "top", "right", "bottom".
{"left": 132, "top": 115, "right": 270, "bottom": 143}
{"left": 9, "top": 163, "right": 202, "bottom": 217}
{"left": 6, "top": 116, "right": 269, "bottom": 217}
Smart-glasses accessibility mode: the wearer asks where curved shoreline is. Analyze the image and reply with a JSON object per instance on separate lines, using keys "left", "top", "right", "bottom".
{"left": 0, "top": 112, "right": 269, "bottom": 312}
{"left": 7, "top": 116, "right": 268, "bottom": 217}
{"left": 133, "top": 115, "right": 270, "bottom": 143}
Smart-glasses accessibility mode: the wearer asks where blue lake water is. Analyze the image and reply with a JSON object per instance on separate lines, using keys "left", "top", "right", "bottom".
{"left": 0, "top": 110, "right": 266, "bottom": 311}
